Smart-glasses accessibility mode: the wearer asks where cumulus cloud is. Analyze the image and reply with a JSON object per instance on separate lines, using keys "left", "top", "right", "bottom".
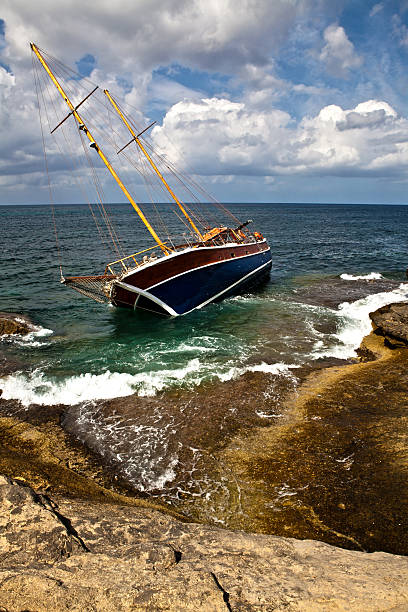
{"left": 319, "top": 24, "right": 363, "bottom": 78}
{"left": 152, "top": 97, "right": 408, "bottom": 178}
{"left": 2, "top": 0, "right": 306, "bottom": 78}
{"left": 336, "top": 100, "right": 396, "bottom": 130}
{"left": 0, "top": 0, "right": 316, "bottom": 200}
{"left": 296, "top": 101, "right": 407, "bottom": 174}
{"left": 152, "top": 97, "right": 291, "bottom": 175}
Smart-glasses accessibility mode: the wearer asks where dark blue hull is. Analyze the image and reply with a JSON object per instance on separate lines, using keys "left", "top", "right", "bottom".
{"left": 115, "top": 247, "right": 272, "bottom": 316}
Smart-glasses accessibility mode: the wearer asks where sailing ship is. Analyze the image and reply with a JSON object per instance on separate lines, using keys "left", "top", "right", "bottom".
{"left": 31, "top": 43, "right": 272, "bottom": 316}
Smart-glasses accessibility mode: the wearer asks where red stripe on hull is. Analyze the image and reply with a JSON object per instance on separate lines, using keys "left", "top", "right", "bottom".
{"left": 122, "top": 241, "right": 269, "bottom": 290}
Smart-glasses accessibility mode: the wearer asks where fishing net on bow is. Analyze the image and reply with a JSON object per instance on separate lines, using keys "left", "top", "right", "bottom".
{"left": 62, "top": 275, "right": 116, "bottom": 304}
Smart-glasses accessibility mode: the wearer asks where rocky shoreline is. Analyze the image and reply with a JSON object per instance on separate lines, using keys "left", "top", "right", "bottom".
{"left": 1, "top": 306, "right": 408, "bottom": 609}
{"left": 212, "top": 304, "right": 408, "bottom": 553}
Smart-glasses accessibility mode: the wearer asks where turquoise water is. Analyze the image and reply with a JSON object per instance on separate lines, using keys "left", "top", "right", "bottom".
{"left": 1, "top": 203, "right": 408, "bottom": 405}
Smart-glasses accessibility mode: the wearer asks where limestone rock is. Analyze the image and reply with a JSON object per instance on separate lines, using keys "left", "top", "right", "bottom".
{"left": 0, "top": 312, "right": 36, "bottom": 336}
{"left": 0, "top": 475, "right": 408, "bottom": 611}
{"left": 370, "top": 301, "right": 408, "bottom": 348}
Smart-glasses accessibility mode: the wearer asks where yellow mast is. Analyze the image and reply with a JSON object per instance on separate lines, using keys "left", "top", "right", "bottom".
{"left": 30, "top": 43, "right": 169, "bottom": 254}
{"left": 104, "top": 89, "right": 204, "bottom": 242}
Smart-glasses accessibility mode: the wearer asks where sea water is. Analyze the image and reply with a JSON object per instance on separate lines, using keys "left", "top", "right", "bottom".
{"left": 1, "top": 202, "right": 408, "bottom": 503}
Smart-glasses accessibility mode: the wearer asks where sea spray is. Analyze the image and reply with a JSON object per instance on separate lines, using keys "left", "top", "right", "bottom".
{"left": 313, "top": 282, "right": 408, "bottom": 359}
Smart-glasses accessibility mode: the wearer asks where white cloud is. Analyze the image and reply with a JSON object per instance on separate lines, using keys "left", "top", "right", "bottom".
{"left": 369, "top": 3, "right": 384, "bottom": 18}
{"left": 0, "top": 0, "right": 315, "bottom": 200}
{"left": 152, "top": 97, "right": 408, "bottom": 179}
{"left": 0, "top": 66, "right": 15, "bottom": 87}
{"left": 2, "top": 0, "right": 306, "bottom": 77}
{"left": 152, "top": 97, "right": 291, "bottom": 175}
{"left": 148, "top": 76, "right": 203, "bottom": 109}
{"left": 391, "top": 14, "right": 408, "bottom": 48}
{"left": 0, "top": 0, "right": 407, "bottom": 203}
{"left": 319, "top": 24, "right": 363, "bottom": 78}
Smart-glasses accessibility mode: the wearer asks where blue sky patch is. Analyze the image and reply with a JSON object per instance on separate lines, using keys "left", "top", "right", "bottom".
{"left": 75, "top": 53, "right": 96, "bottom": 77}
{"left": 154, "top": 64, "right": 235, "bottom": 98}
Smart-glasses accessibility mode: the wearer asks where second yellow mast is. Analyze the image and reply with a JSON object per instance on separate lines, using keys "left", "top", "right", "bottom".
{"left": 104, "top": 90, "right": 204, "bottom": 242}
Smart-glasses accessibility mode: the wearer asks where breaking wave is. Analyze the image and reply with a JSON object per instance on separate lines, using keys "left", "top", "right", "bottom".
{"left": 313, "top": 282, "right": 408, "bottom": 360}
{"left": 0, "top": 322, "right": 53, "bottom": 348}
{"left": 0, "top": 360, "right": 299, "bottom": 407}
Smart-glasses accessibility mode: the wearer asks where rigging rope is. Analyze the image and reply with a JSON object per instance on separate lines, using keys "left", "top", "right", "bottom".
{"left": 32, "top": 54, "right": 64, "bottom": 279}
{"left": 38, "top": 62, "right": 115, "bottom": 257}
{"left": 33, "top": 50, "right": 127, "bottom": 260}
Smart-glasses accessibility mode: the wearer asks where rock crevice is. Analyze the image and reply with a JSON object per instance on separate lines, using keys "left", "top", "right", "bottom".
{"left": 32, "top": 492, "right": 91, "bottom": 553}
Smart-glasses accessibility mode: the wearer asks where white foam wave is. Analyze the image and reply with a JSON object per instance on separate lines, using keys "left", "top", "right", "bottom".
{"left": 0, "top": 369, "right": 138, "bottom": 406}
{"left": 247, "top": 362, "right": 300, "bottom": 374}
{"left": 71, "top": 403, "right": 180, "bottom": 492}
{"left": 313, "top": 282, "right": 408, "bottom": 359}
{"left": 340, "top": 272, "right": 383, "bottom": 281}
{"left": 255, "top": 411, "right": 284, "bottom": 419}
{"left": 149, "top": 455, "right": 178, "bottom": 490}
{"left": 0, "top": 359, "right": 299, "bottom": 407}
{"left": 158, "top": 336, "right": 218, "bottom": 354}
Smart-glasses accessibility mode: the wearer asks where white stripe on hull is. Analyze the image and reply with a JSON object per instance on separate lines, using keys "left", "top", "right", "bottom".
{"left": 184, "top": 259, "right": 271, "bottom": 315}
{"left": 114, "top": 281, "right": 178, "bottom": 316}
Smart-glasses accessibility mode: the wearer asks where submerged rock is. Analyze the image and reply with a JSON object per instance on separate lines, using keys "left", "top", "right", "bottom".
{"left": 370, "top": 301, "right": 408, "bottom": 348}
{"left": 0, "top": 312, "right": 36, "bottom": 336}
{"left": 0, "top": 474, "right": 407, "bottom": 611}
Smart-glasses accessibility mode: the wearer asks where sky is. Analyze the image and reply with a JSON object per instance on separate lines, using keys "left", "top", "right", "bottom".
{"left": 1, "top": 0, "right": 408, "bottom": 204}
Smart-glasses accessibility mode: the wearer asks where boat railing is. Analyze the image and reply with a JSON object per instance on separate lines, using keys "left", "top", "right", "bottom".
{"left": 104, "top": 244, "right": 167, "bottom": 274}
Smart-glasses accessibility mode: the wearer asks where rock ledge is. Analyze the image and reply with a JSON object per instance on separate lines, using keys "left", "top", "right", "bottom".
{"left": 370, "top": 301, "right": 408, "bottom": 348}
{"left": 0, "top": 475, "right": 407, "bottom": 611}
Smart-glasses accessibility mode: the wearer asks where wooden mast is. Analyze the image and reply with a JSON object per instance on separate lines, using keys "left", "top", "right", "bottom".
{"left": 104, "top": 89, "right": 204, "bottom": 242}
{"left": 30, "top": 43, "right": 170, "bottom": 254}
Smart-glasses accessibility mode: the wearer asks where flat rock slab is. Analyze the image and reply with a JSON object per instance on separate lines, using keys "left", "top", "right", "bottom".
{"left": 370, "top": 301, "right": 408, "bottom": 347}
{"left": 0, "top": 475, "right": 407, "bottom": 611}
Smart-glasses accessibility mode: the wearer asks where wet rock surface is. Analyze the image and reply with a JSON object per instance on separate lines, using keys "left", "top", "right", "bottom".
{"left": 0, "top": 312, "right": 36, "bottom": 336}
{"left": 0, "top": 474, "right": 407, "bottom": 612}
{"left": 219, "top": 333, "right": 408, "bottom": 554}
{"left": 370, "top": 301, "right": 408, "bottom": 348}
{"left": 290, "top": 276, "right": 402, "bottom": 308}
{"left": 0, "top": 397, "right": 185, "bottom": 520}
